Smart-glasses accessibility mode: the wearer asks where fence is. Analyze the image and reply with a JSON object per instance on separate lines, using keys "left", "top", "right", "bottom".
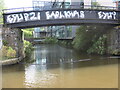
{"left": 2, "top": 5, "right": 118, "bottom": 14}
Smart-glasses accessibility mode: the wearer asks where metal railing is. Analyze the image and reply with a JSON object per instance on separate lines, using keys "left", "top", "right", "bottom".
{"left": 2, "top": 5, "right": 118, "bottom": 14}
{"left": 3, "top": 7, "right": 34, "bottom": 14}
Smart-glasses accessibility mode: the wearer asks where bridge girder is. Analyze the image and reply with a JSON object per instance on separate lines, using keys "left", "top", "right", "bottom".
{"left": 3, "top": 8, "right": 120, "bottom": 28}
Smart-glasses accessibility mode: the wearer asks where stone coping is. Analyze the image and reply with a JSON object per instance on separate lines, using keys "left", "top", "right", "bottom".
{"left": 1, "top": 57, "right": 23, "bottom": 66}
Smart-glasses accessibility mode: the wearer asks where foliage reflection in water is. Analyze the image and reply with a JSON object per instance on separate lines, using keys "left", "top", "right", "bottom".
{"left": 2, "top": 44, "right": 118, "bottom": 88}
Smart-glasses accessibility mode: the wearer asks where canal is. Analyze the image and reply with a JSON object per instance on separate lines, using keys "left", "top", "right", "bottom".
{"left": 2, "top": 44, "right": 118, "bottom": 88}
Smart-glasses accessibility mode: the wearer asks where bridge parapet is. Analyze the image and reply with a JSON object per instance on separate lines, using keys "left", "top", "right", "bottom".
{"left": 2, "top": 5, "right": 118, "bottom": 14}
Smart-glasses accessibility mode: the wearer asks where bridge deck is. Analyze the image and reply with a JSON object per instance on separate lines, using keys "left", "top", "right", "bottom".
{"left": 58, "top": 37, "right": 74, "bottom": 40}
{"left": 3, "top": 6, "right": 120, "bottom": 28}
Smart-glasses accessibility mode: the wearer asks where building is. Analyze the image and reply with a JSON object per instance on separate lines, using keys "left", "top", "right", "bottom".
{"left": 113, "top": 0, "right": 120, "bottom": 9}
{"left": 50, "top": 0, "right": 79, "bottom": 39}
{"left": 32, "top": 1, "right": 53, "bottom": 38}
{"left": 32, "top": 0, "right": 74, "bottom": 38}
{"left": 97, "top": 0, "right": 115, "bottom": 7}
{"left": 32, "top": 0, "right": 116, "bottom": 38}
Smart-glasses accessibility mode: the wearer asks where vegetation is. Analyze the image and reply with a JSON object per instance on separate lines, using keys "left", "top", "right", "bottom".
{"left": 2, "top": 40, "right": 8, "bottom": 46}
{"left": 109, "top": 48, "right": 120, "bottom": 55}
{"left": 3, "top": 46, "right": 16, "bottom": 58}
{"left": 0, "top": 0, "right": 5, "bottom": 24}
{"left": 58, "top": 41, "right": 73, "bottom": 48}
{"left": 1, "top": 40, "right": 16, "bottom": 60}
{"left": 87, "top": 35, "right": 107, "bottom": 55}
{"left": 24, "top": 40, "right": 33, "bottom": 58}
{"left": 22, "top": 28, "right": 34, "bottom": 38}
{"left": 72, "top": 25, "right": 108, "bottom": 55}
{"left": 91, "top": 2, "right": 100, "bottom": 6}
{"left": 44, "top": 37, "right": 58, "bottom": 44}
{"left": 2, "top": 46, "right": 16, "bottom": 59}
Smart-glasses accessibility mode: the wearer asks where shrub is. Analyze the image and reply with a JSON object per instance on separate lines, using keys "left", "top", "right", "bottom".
{"left": 2, "top": 46, "right": 7, "bottom": 56}
{"left": 110, "top": 49, "right": 120, "bottom": 55}
{"left": 22, "top": 29, "right": 34, "bottom": 38}
{"left": 2, "top": 40, "right": 8, "bottom": 46}
{"left": 2, "top": 46, "right": 16, "bottom": 59}
{"left": 72, "top": 26, "right": 94, "bottom": 51}
{"left": 6, "top": 47, "right": 16, "bottom": 58}
{"left": 24, "top": 40, "right": 33, "bottom": 57}
{"left": 72, "top": 25, "right": 108, "bottom": 55}
{"left": 44, "top": 37, "right": 58, "bottom": 44}
{"left": 87, "top": 35, "right": 107, "bottom": 55}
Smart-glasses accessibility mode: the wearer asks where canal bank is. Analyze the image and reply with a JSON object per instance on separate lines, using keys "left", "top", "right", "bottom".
{"left": 2, "top": 44, "right": 119, "bottom": 88}
{"left": 1, "top": 25, "right": 25, "bottom": 65}
{"left": 1, "top": 57, "right": 23, "bottom": 66}
{"left": 1, "top": 24, "right": 120, "bottom": 66}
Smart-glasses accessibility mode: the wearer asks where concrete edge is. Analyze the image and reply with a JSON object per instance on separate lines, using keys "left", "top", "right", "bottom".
{"left": 1, "top": 57, "right": 23, "bottom": 66}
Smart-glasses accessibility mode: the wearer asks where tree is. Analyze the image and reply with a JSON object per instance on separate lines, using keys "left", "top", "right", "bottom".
{"left": 91, "top": 2, "right": 101, "bottom": 9}
{"left": 91, "top": 2, "right": 100, "bottom": 6}
{"left": 72, "top": 25, "right": 109, "bottom": 55}
{"left": 0, "top": 0, "right": 4, "bottom": 9}
{"left": 0, "top": 0, "right": 5, "bottom": 24}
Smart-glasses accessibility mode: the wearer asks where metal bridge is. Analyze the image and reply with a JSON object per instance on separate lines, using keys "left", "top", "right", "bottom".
{"left": 2, "top": 5, "right": 120, "bottom": 28}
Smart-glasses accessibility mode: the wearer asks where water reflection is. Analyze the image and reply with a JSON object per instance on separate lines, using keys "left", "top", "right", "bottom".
{"left": 32, "top": 44, "right": 89, "bottom": 65}
{"left": 25, "top": 63, "right": 59, "bottom": 88}
{"left": 2, "top": 44, "right": 119, "bottom": 88}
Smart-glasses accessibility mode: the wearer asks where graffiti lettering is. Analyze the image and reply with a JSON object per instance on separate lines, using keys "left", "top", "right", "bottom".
{"left": 5, "top": 10, "right": 118, "bottom": 24}
{"left": 7, "top": 12, "right": 41, "bottom": 23}
{"left": 46, "top": 10, "right": 85, "bottom": 19}
{"left": 7, "top": 14, "right": 24, "bottom": 23}
{"left": 98, "top": 11, "right": 116, "bottom": 19}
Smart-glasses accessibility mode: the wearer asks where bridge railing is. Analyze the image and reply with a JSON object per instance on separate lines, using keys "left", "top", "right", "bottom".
{"left": 69, "top": 5, "right": 117, "bottom": 10}
{"left": 2, "top": 7, "right": 34, "bottom": 14}
{"left": 2, "top": 5, "right": 118, "bottom": 14}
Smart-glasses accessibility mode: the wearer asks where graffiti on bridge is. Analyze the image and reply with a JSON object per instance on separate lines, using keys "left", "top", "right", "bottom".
{"left": 98, "top": 11, "right": 116, "bottom": 19}
{"left": 5, "top": 10, "right": 118, "bottom": 24}
{"left": 6, "top": 12, "right": 41, "bottom": 23}
{"left": 45, "top": 10, "right": 85, "bottom": 19}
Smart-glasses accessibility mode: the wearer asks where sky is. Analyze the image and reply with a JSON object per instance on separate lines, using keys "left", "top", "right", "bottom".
{"left": 113, "top": 0, "right": 120, "bottom": 1}
{"left": 96, "top": 0, "right": 116, "bottom": 7}
{"left": 5, "top": 0, "right": 53, "bottom": 8}
{"left": 4, "top": 0, "right": 116, "bottom": 9}
{"left": 5, "top": 0, "right": 33, "bottom": 8}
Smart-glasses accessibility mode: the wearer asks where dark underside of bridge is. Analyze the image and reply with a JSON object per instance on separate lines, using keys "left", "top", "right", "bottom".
{"left": 4, "top": 19, "right": 119, "bottom": 29}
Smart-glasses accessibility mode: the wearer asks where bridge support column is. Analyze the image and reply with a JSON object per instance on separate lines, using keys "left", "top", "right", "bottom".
{"left": 2, "top": 26, "right": 24, "bottom": 58}
{"left": 108, "top": 28, "right": 120, "bottom": 55}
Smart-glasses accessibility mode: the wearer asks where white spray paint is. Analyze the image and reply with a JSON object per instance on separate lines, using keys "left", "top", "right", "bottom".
{"left": 45, "top": 10, "right": 85, "bottom": 19}
{"left": 98, "top": 11, "right": 116, "bottom": 19}
{"left": 7, "top": 12, "right": 41, "bottom": 23}
{"left": 6, "top": 10, "right": 117, "bottom": 24}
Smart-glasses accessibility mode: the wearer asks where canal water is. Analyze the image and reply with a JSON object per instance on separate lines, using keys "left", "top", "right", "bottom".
{"left": 2, "top": 44, "right": 118, "bottom": 88}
